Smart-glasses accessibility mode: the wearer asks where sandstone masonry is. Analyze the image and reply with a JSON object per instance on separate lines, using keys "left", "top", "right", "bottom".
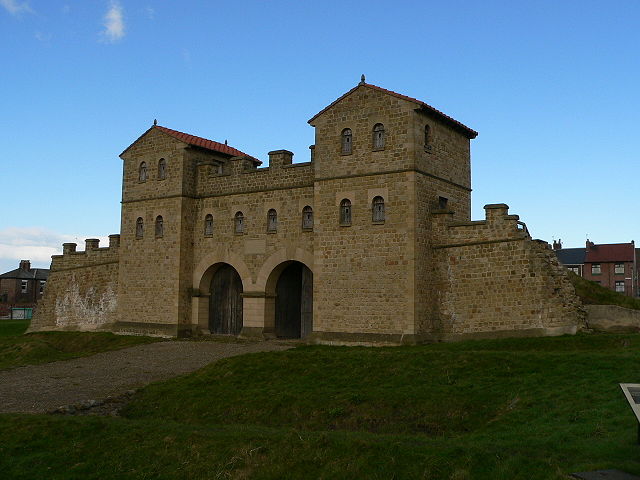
{"left": 30, "top": 81, "right": 585, "bottom": 343}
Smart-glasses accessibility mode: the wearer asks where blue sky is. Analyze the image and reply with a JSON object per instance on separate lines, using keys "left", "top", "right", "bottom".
{"left": 1, "top": 0, "right": 638, "bottom": 273}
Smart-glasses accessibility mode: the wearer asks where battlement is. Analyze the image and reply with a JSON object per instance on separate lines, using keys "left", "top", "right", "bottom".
{"left": 433, "top": 203, "right": 529, "bottom": 247}
{"left": 196, "top": 149, "right": 314, "bottom": 197}
{"left": 52, "top": 234, "right": 120, "bottom": 271}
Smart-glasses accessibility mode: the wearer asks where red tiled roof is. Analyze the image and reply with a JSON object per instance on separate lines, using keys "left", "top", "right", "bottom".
{"left": 585, "top": 243, "right": 635, "bottom": 263}
{"left": 308, "top": 82, "right": 478, "bottom": 139}
{"left": 154, "top": 126, "right": 261, "bottom": 163}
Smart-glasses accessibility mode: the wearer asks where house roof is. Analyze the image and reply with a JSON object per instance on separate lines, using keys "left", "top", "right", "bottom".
{"left": 0, "top": 268, "right": 49, "bottom": 280}
{"left": 307, "top": 82, "right": 478, "bottom": 139}
{"left": 555, "top": 248, "right": 586, "bottom": 266}
{"left": 121, "top": 125, "right": 261, "bottom": 164}
{"left": 585, "top": 243, "right": 635, "bottom": 263}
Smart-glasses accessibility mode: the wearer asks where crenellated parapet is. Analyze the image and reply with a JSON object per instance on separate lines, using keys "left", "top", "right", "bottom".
{"left": 51, "top": 235, "right": 121, "bottom": 272}
{"left": 433, "top": 204, "right": 528, "bottom": 247}
{"left": 196, "top": 149, "right": 314, "bottom": 197}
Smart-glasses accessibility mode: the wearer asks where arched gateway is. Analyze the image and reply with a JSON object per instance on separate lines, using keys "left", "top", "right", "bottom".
{"left": 209, "top": 264, "right": 243, "bottom": 335}
{"left": 274, "top": 262, "right": 313, "bottom": 338}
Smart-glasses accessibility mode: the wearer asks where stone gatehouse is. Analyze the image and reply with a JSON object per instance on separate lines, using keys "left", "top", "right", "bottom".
{"left": 30, "top": 80, "right": 584, "bottom": 343}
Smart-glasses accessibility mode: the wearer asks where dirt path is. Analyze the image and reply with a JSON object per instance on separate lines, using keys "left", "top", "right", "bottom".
{"left": 0, "top": 341, "right": 291, "bottom": 414}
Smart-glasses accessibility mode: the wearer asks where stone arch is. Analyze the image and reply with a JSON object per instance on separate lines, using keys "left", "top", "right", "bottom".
{"left": 256, "top": 248, "right": 314, "bottom": 339}
{"left": 192, "top": 253, "right": 253, "bottom": 334}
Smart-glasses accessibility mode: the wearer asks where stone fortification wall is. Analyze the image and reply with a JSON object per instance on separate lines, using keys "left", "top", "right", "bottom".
{"left": 196, "top": 150, "right": 313, "bottom": 198}
{"left": 430, "top": 204, "right": 584, "bottom": 339}
{"left": 29, "top": 236, "right": 120, "bottom": 332}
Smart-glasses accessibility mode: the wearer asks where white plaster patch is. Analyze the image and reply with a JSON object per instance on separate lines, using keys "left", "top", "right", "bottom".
{"left": 54, "top": 281, "right": 117, "bottom": 329}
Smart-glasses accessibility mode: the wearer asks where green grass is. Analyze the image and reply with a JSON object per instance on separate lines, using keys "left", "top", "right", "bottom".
{"left": 569, "top": 271, "right": 640, "bottom": 310}
{"left": 2, "top": 333, "right": 640, "bottom": 479}
{"left": 0, "top": 320, "right": 161, "bottom": 370}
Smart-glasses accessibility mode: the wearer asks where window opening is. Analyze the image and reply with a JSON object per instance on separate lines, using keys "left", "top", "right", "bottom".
{"left": 340, "top": 199, "right": 352, "bottom": 226}
{"left": 341, "top": 128, "right": 352, "bottom": 154}
{"left": 615, "top": 263, "right": 625, "bottom": 275}
{"left": 158, "top": 158, "right": 166, "bottom": 180}
{"left": 302, "top": 206, "right": 313, "bottom": 230}
{"left": 204, "top": 214, "right": 214, "bottom": 236}
{"left": 21, "top": 280, "right": 28, "bottom": 294}
{"left": 155, "top": 216, "right": 164, "bottom": 238}
{"left": 591, "top": 264, "right": 601, "bottom": 275}
{"left": 373, "top": 123, "right": 385, "bottom": 149}
{"left": 235, "top": 212, "right": 244, "bottom": 234}
{"left": 372, "top": 196, "right": 385, "bottom": 223}
{"left": 139, "top": 162, "right": 147, "bottom": 182}
{"left": 267, "top": 209, "right": 277, "bottom": 232}
{"left": 424, "top": 125, "right": 432, "bottom": 152}
{"left": 136, "top": 217, "right": 144, "bottom": 239}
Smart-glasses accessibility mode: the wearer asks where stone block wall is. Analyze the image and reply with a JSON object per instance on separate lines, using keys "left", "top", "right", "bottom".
{"left": 430, "top": 204, "right": 584, "bottom": 339}
{"left": 29, "top": 236, "right": 120, "bottom": 332}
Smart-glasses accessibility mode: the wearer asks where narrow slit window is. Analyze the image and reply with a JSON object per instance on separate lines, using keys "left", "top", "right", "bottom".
{"left": 372, "top": 196, "right": 385, "bottom": 222}
{"left": 136, "top": 217, "right": 144, "bottom": 238}
{"left": 424, "top": 125, "right": 432, "bottom": 152}
{"left": 373, "top": 123, "right": 385, "bottom": 149}
{"left": 267, "top": 209, "right": 277, "bottom": 232}
{"left": 302, "top": 206, "right": 313, "bottom": 230}
{"left": 340, "top": 199, "right": 352, "bottom": 226}
{"left": 139, "top": 162, "right": 147, "bottom": 182}
{"left": 341, "top": 128, "right": 352, "bottom": 154}
{"left": 235, "top": 212, "right": 244, "bottom": 234}
{"left": 204, "top": 214, "right": 213, "bottom": 236}
{"left": 158, "top": 158, "right": 167, "bottom": 180}
{"left": 155, "top": 216, "right": 164, "bottom": 238}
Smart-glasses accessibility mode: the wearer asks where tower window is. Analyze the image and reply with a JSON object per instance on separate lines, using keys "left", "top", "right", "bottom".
{"left": 372, "top": 196, "right": 385, "bottom": 223}
{"left": 136, "top": 217, "right": 144, "bottom": 239}
{"left": 341, "top": 128, "right": 352, "bottom": 154}
{"left": 155, "top": 216, "right": 164, "bottom": 238}
{"left": 204, "top": 214, "right": 213, "bottom": 236}
{"left": 373, "top": 123, "right": 385, "bottom": 150}
{"left": 424, "top": 125, "right": 432, "bottom": 152}
{"left": 340, "top": 199, "right": 352, "bottom": 226}
{"left": 139, "top": 162, "right": 148, "bottom": 182}
{"left": 158, "top": 158, "right": 167, "bottom": 180}
{"left": 302, "top": 206, "right": 313, "bottom": 230}
{"left": 438, "top": 196, "right": 448, "bottom": 210}
{"left": 267, "top": 209, "right": 278, "bottom": 232}
{"left": 235, "top": 212, "right": 244, "bottom": 234}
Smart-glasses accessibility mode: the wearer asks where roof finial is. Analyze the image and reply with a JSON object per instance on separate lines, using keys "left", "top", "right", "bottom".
{"left": 360, "top": 74, "right": 366, "bottom": 85}
{"left": 224, "top": 139, "right": 228, "bottom": 145}
{"left": 153, "top": 119, "right": 157, "bottom": 126}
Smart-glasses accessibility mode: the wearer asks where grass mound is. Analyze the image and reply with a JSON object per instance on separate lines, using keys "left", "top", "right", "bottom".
{"left": 0, "top": 320, "right": 160, "bottom": 370}
{"left": 3, "top": 334, "right": 640, "bottom": 478}
{"left": 568, "top": 271, "right": 640, "bottom": 310}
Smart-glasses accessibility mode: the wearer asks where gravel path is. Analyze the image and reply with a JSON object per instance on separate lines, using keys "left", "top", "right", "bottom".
{"left": 0, "top": 341, "right": 291, "bottom": 414}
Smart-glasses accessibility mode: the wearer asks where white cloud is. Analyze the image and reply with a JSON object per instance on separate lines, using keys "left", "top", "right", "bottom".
{"left": 101, "top": 1, "right": 125, "bottom": 43}
{"left": 0, "top": 0, "right": 33, "bottom": 15}
{"left": 0, "top": 227, "right": 109, "bottom": 272}
{"left": 144, "top": 6, "right": 154, "bottom": 19}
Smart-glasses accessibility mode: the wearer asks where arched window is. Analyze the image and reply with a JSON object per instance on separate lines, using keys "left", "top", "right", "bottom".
{"left": 267, "top": 209, "right": 277, "bottom": 232}
{"left": 373, "top": 123, "right": 385, "bottom": 149}
{"left": 340, "top": 199, "right": 352, "bottom": 226}
{"left": 341, "top": 128, "right": 352, "bottom": 154}
{"left": 234, "top": 211, "right": 244, "bottom": 234}
{"left": 136, "top": 217, "right": 144, "bottom": 238}
{"left": 158, "top": 158, "right": 166, "bottom": 180}
{"left": 139, "top": 162, "right": 147, "bottom": 182}
{"left": 424, "top": 125, "right": 432, "bottom": 152}
{"left": 155, "top": 216, "right": 164, "bottom": 238}
{"left": 372, "top": 196, "right": 385, "bottom": 223}
{"left": 302, "top": 206, "right": 313, "bottom": 230}
{"left": 204, "top": 214, "right": 213, "bottom": 236}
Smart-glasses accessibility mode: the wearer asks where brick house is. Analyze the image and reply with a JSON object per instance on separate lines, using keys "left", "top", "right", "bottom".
{"left": 0, "top": 260, "right": 49, "bottom": 317}
{"left": 30, "top": 80, "right": 583, "bottom": 342}
{"left": 554, "top": 240, "right": 638, "bottom": 297}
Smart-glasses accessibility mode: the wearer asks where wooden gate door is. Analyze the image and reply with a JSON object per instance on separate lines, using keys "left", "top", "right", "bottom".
{"left": 275, "top": 263, "right": 302, "bottom": 338}
{"left": 300, "top": 266, "right": 313, "bottom": 338}
{"left": 209, "top": 265, "right": 243, "bottom": 335}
